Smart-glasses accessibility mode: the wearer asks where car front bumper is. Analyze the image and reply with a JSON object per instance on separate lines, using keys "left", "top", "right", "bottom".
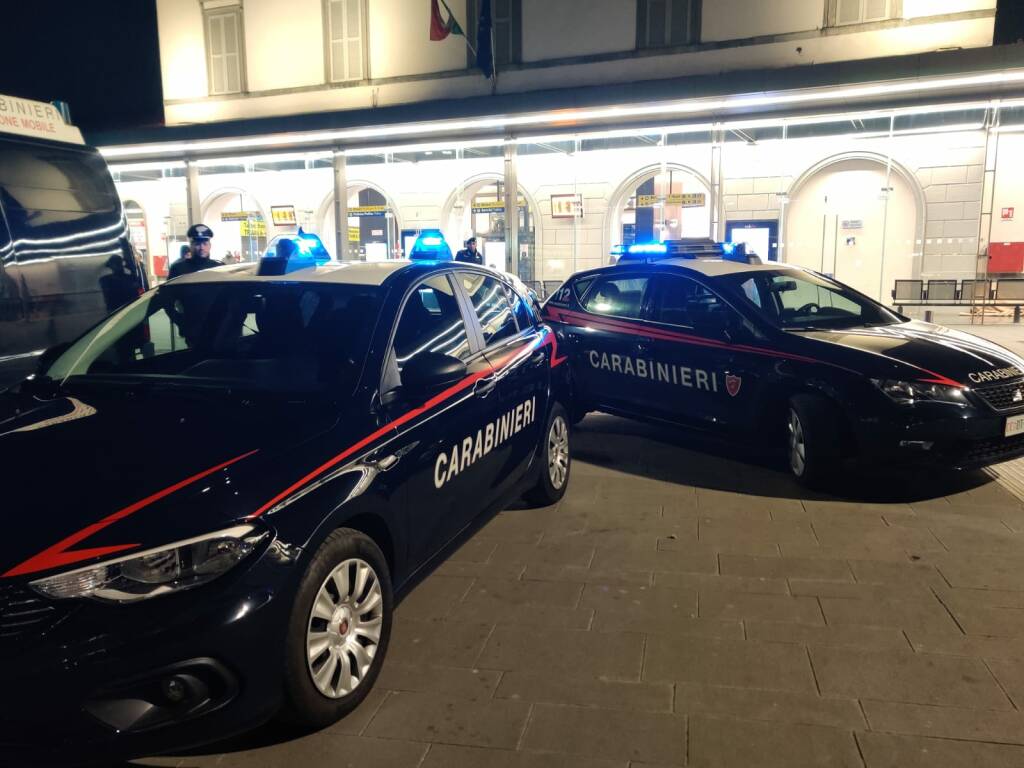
{"left": 0, "top": 536, "right": 301, "bottom": 766}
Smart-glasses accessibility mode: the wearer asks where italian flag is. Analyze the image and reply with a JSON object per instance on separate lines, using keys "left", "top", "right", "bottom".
{"left": 430, "top": 0, "right": 464, "bottom": 41}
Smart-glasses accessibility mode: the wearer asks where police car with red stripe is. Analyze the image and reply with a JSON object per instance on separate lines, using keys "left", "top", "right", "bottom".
{"left": 0, "top": 240, "right": 571, "bottom": 763}
{"left": 542, "top": 238, "right": 1024, "bottom": 486}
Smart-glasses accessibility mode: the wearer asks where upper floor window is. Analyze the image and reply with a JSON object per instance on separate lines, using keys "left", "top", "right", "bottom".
{"left": 325, "top": 0, "right": 366, "bottom": 83}
{"left": 637, "top": 0, "right": 700, "bottom": 49}
{"left": 467, "top": 0, "right": 521, "bottom": 68}
{"left": 204, "top": 5, "right": 245, "bottom": 95}
{"left": 827, "top": 0, "right": 901, "bottom": 26}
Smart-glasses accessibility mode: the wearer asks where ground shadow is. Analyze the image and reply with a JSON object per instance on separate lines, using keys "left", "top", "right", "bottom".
{"left": 572, "top": 412, "right": 993, "bottom": 504}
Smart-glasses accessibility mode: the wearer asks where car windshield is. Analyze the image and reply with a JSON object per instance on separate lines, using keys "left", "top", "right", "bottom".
{"left": 721, "top": 269, "right": 904, "bottom": 330}
{"left": 43, "top": 281, "right": 382, "bottom": 394}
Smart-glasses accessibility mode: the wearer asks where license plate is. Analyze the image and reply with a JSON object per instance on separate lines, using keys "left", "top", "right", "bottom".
{"left": 1006, "top": 415, "right": 1024, "bottom": 438}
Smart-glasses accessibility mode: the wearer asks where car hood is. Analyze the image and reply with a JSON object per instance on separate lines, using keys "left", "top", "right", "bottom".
{"left": 0, "top": 389, "right": 337, "bottom": 580}
{"left": 792, "top": 320, "right": 1024, "bottom": 386}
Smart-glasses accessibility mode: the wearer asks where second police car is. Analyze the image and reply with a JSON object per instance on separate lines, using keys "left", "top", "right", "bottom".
{"left": 542, "top": 239, "right": 1024, "bottom": 487}
{"left": 0, "top": 245, "right": 571, "bottom": 763}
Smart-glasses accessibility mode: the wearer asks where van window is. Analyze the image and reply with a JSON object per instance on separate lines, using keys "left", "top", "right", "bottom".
{"left": 0, "top": 144, "right": 120, "bottom": 259}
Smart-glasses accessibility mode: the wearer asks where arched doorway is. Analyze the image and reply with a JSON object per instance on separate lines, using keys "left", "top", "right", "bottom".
{"left": 320, "top": 183, "right": 401, "bottom": 261}
{"left": 200, "top": 189, "right": 268, "bottom": 264}
{"left": 784, "top": 154, "right": 923, "bottom": 302}
{"left": 608, "top": 165, "right": 712, "bottom": 256}
{"left": 442, "top": 175, "right": 538, "bottom": 281}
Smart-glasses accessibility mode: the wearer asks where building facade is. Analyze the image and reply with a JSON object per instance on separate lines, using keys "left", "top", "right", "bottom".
{"left": 102, "top": 0, "right": 1024, "bottom": 306}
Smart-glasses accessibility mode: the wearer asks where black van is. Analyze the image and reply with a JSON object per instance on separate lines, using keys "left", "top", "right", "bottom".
{"left": 0, "top": 95, "right": 146, "bottom": 389}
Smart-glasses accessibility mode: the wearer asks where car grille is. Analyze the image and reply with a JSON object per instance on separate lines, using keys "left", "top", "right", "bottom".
{"left": 972, "top": 377, "right": 1024, "bottom": 412}
{"left": 958, "top": 433, "right": 1024, "bottom": 466}
{"left": 0, "top": 582, "right": 70, "bottom": 647}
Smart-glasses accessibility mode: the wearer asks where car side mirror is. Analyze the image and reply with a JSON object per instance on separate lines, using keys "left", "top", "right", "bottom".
{"left": 399, "top": 352, "right": 468, "bottom": 401}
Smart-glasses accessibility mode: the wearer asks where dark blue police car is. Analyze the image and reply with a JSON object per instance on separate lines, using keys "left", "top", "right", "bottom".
{"left": 0, "top": 253, "right": 571, "bottom": 763}
{"left": 543, "top": 239, "right": 1024, "bottom": 487}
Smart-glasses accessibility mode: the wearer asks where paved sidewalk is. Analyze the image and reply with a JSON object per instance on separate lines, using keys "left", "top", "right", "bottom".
{"left": 135, "top": 414, "right": 1024, "bottom": 768}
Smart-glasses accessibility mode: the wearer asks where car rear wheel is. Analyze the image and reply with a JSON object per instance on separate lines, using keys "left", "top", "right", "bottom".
{"left": 787, "top": 394, "right": 840, "bottom": 489}
{"left": 280, "top": 528, "right": 392, "bottom": 728}
{"left": 525, "top": 402, "right": 571, "bottom": 505}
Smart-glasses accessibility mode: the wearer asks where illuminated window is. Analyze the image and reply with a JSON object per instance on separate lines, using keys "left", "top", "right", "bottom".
{"left": 203, "top": 6, "right": 245, "bottom": 95}
{"left": 828, "top": 0, "right": 900, "bottom": 26}
{"left": 637, "top": 0, "right": 700, "bottom": 49}
{"left": 325, "top": 0, "right": 366, "bottom": 83}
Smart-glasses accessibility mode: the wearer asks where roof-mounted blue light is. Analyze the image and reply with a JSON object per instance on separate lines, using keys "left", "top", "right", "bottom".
{"left": 627, "top": 243, "right": 668, "bottom": 255}
{"left": 410, "top": 229, "right": 453, "bottom": 261}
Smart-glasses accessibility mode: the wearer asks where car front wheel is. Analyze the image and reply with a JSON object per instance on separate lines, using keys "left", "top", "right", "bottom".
{"left": 525, "top": 402, "right": 571, "bottom": 505}
{"left": 280, "top": 528, "right": 392, "bottom": 728}
{"left": 787, "top": 394, "right": 840, "bottom": 489}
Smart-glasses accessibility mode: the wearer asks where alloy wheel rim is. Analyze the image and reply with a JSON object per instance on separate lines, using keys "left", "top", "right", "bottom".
{"left": 548, "top": 415, "right": 570, "bottom": 489}
{"left": 788, "top": 409, "right": 806, "bottom": 477}
{"left": 306, "top": 557, "right": 383, "bottom": 699}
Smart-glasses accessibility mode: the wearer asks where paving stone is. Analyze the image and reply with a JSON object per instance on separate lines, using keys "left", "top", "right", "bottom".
{"left": 746, "top": 620, "right": 909, "bottom": 650}
{"left": 720, "top": 554, "right": 852, "bottom": 581}
{"left": 388, "top": 618, "right": 494, "bottom": 668}
{"left": 789, "top": 579, "right": 932, "bottom": 601}
{"left": 446, "top": 538, "right": 499, "bottom": 563}
{"left": 420, "top": 744, "right": 627, "bottom": 768}
{"left": 324, "top": 686, "right": 391, "bottom": 736}
{"left": 929, "top": 525, "right": 1024, "bottom": 557}
{"left": 857, "top": 731, "right": 1024, "bottom": 768}
{"left": 397, "top": 575, "right": 476, "bottom": 620}
{"left": 478, "top": 625, "right": 645, "bottom": 680}
{"left": 863, "top": 700, "right": 1024, "bottom": 744}
{"left": 449, "top": 601, "right": 593, "bottom": 630}
{"left": 935, "top": 586, "right": 1024, "bottom": 609}
{"left": 435, "top": 559, "right": 528, "bottom": 580}
{"left": 375, "top": 663, "right": 502, "bottom": 701}
{"left": 811, "top": 523, "right": 946, "bottom": 553}
{"left": 818, "top": 596, "right": 960, "bottom": 633}
{"left": 488, "top": 538, "right": 595, "bottom": 567}
{"left": 644, "top": 634, "right": 817, "bottom": 692}
{"left": 689, "top": 715, "right": 862, "bottom": 768}
{"left": 522, "top": 563, "right": 652, "bottom": 586}
{"left": 906, "top": 631, "right": 1024, "bottom": 660}
{"left": 937, "top": 555, "right": 1024, "bottom": 590}
{"left": 847, "top": 559, "right": 948, "bottom": 588}
{"left": 521, "top": 703, "right": 686, "bottom": 764}
{"left": 946, "top": 602, "right": 1024, "bottom": 637}
{"left": 654, "top": 571, "right": 789, "bottom": 595}
{"left": 364, "top": 691, "right": 530, "bottom": 749}
{"left": 495, "top": 671, "right": 673, "bottom": 712}
{"left": 581, "top": 583, "right": 697, "bottom": 632}
{"left": 591, "top": 542, "right": 718, "bottom": 574}
{"left": 809, "top": 646, "right": 1012, "bottom": 709}
{"left": 698, "top": 590, "right": 824, "bottom": 624}
{"left": 695, "top": 489, "right": 805, "bottom": 515}
{"left": 212, "top": 734, "right": 428, "bottom": 768}
{"left": 985, "top": 658, "right": 1024, "bottom": 708}
{"left": 675, "top": 682, "right": 865, "bottom": 728}
{"left": 781, "top": 542, "right": 919, "bottom": 561}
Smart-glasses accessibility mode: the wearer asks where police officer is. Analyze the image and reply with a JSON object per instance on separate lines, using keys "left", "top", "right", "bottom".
{"left": 454, "top": 236, "right": 484, "bottom": 265}
{"left": 167, "top": 224, "right": 223, "bottom": 280}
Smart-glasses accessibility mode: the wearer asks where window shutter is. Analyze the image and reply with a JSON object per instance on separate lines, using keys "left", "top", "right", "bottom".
{"left": 863, "top": 0, "right": 888, "bottom": 21}
{"left": 205, "top": 10, "right": 243, "bottom": 95}
{"left": 329, "top": 0, "right": 363, "bottom": 81}
{"left": 837, "top": 0, "right": 861, "bottom": 24}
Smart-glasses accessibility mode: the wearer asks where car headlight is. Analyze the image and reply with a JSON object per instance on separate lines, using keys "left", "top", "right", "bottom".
{"left": 871, "top": 379, "right": 967, "bottom": 406}
{"left": 30, "top": 525, "right": 266, "bottom": 603}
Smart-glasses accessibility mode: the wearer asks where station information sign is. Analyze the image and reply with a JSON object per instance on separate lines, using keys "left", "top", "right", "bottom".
{"left": 271, "top": 205, "right": 297, "bottom": 225}
{"left": 635, "top": 193, "right": 706, "bottom": 207}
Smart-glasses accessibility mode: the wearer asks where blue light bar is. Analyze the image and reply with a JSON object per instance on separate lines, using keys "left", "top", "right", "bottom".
{"left": 410, "top": 229, "right": 453, "bottom": 261}
{"left": 722, "top": 241, "right": 736, "bottom": 254}
{"left": 628, "top": 243, "right": 667, "bottom": 255}
{"left": 420, "top": 236, "right": 443, "bottom": 246}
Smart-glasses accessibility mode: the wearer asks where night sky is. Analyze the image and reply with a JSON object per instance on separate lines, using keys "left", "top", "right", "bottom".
{"left": 0, "top": 0, "right": 1022, "bottom": 135}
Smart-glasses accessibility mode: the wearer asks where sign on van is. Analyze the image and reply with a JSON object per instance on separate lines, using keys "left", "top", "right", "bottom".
{"left": 0, "top": 94, "right": 84, "bottom": 144}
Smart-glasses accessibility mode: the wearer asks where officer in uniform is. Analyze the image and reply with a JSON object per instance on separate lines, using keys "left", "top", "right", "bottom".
{"left": 168, "top": 224, "right": 223, "bottom": 280}
{"left": 454, "top": 236, "right": 484, "bottom": 265}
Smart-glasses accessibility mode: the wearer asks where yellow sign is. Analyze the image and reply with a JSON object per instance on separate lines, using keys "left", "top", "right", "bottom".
{"left": 349, "top": 226, "right": 360, "bottom": 242}
{"left": 350, "top": 205, "right": 388, "bottom": 216}
{"left": 270, "top": 205, "right": 296, "bottom": 225}
{"left": 239, "top": 219, "right": 267, "bottom": 237}
{"left": 471, "top": 198, "right": 526, "bottom": 214}
{"left": 636, "top": 193, "right": 706, "bottom": 207}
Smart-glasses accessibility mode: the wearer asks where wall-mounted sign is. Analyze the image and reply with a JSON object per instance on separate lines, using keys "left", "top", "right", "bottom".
{"left": 348, "top": 226, "right": 360, "bottom": 242}
{"left": 270, "top": 205, "right": 296, "bottom": 226}
{"left": 1003, "top": 207, "right": 1015, "bottom": 221}
{"left": 221, "top": 210, "right": 262, "bottom": 222}
{"left": 841, "top": 219, "right": 864, "bottom": 230}
{"left": 371, "top": 229, "right": 384, "bottom": 236}
{"left": 471, "top": 198, "right": 526, "bottom": 214}
{"left": 635, "top": 192, "right": 706, "bottom": 208}
{"left": 551, "top": 193, "right": 584, "bottom": 219}
{"left": 239, "top": 219, "right": 267, "bottom": 237}
{"left": 349, "top": 205, "right": 388, "bottom": 217}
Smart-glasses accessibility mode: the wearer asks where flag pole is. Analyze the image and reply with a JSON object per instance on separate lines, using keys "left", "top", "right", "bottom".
{"left": 437, "top": 0, "right": 476, "bottom": 57}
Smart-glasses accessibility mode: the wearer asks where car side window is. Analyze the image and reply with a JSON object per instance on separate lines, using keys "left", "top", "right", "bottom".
{"left": 582, "top": 276, "right": 650, "bottom": 319}
{"left": 509, "top": 286, "right": 536, "bottom": 330}
{"left": 459, "top": 273, "right": 519, "bottom": 346}
{"left": 651, "top": 275, "right": 729, "bottom": 328}
{"left": 392, "top": 275, "right": 472, "bottom": 370}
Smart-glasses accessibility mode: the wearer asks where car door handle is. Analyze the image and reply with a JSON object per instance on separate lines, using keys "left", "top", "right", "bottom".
{"left": 474, "top": 377, "right": 497, "bottom": 397}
